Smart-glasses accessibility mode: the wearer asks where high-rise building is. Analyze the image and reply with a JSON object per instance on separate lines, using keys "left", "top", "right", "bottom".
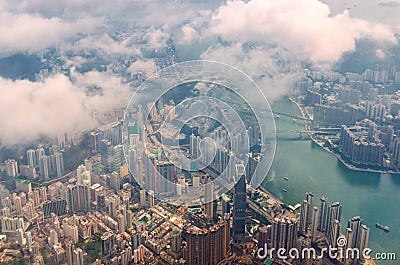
{"left": 306, "top": 192, "right": 314, "bottom": 226}
{"left": 26, "top": 149, "right": 37, "bottom": 167}
{"left": 310, "top": 207, "right": 319, "bottom": 242}
{"left": 184, "top": 214, "right": 230, "bottom": 265}
{"left": 54, "top": 152, "right": 64, "bottom": 177}
{"left": 258, "top": 226, "right": 269, "bottom": 249}
{"left": 232, "top": 165, "right": 246, "bottom": 243}
{"left": 190, "top": 134, "right": 200, "bottom": 159}
{"left": 357, "top": 224, "right": 370, "bottom": 263}
{"left": 25, "top": 231, "right": 33, "bottom": 252}
{"left": 40, "top": 155, "right": 50, "bottom": 180}
{"left": 17, "top": 228, "right": 26, "bottom": 246}
{"left": 65, "top": 241, "right": 74, "bottom": 265}
{"left": 148, "top": 190, "right": 155, "bottom": 208}
{"left": 299, "top": 200, "right": 308, "bottom": 234}
{"left": 73, "top": 247, "right": 84, "bottom": 265}
{"left": 49, "top": 229, "right": 58, "bottom": 246}
{"left": 204, "top": 177, "right": 213, "bottom": 219}
{"left": 270, "top": 217, "right": 298, "bottom": 250}
{"left": 67, "top": 184, "right": 89, "bottom": 213}
{"left": 318, "top": 196, "right": 328, "bottom": 232}
{"left": 63, "top": 218, "right": 79, "bottom": 244}
{"left": 5, "top": 159, "right": 18, "bottom": 177}
{"left": 328, "top": 220, "right": 341, "bottom": 248}
{"left": 170, "top": 230, "right": 182, "bottom": 254}
{"left": 347, "top": 216, "right": 361, "bottom": 249}
{"left": 326, "top": 202, "right": 342, "bottom": 239}
{"left": 139, "top": 190, "right": 147, "bottom": 208}
{"left": 101, "top": 232, "right": 116, "bottom": 257}
{"left": 42, "top": 199, "right": 67, "bottom": 219}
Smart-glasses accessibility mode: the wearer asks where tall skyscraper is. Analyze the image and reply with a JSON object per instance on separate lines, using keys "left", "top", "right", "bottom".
{"left": 347, "top": 216, "right": 362, "bottom": 249}
{"left": 357, "top": 224, "right": 370, "bottom": 263}
{"left": 170, "top": 230, "right": 182, "bottom": 254}
{"left": 318, "top": 196, "right": 328, "bottom": 232}
{"left": 310, "top": 207, "right": 319, "bottom": 242}
{"left": 54, "top": 152, "right": 64, "bottom": 177}
{"left": 271, "top": 217, "right": 298, "bottom": 250}
{"left": 148, "top": 190, "right": 155, "bottom": 208}
{"left": 329, "top": 220, "right": 341, "bottom": 248}
{"left": 184, "top": 215, "right": 230, "bottom": 265}
{"left": 26, "top": 149, "right": 37, "bottom": 167}
{"left": 326, "top": 202, "right": 342, "bottom": 239}
{"left": 299, "top": 199, "right": 308, "bottom": 234}
{"left": 40, "top": 155, "right": 50, "bottom": 180}
{"left": 190, "top": 134, "right": 200, "bottom": 159}
{"left": 232, "top": 164, "right": 246, "bottom": 243}
{"left": 306, "top": 192, "right": 314, "bottom": 226}
{"left": 67, "top": 184, "right": 89, "bottom": 213}
{"left": 73, "top": 248, "right": 84, "bottom": 265}
{"left": 101, "top": 232, "right": 116, "bottom": 257}
{"left": 204, "top": 177, "right": 213, "bottom": 219}
{"left": 5, "top": 159, "right": 18, "bottom": 177}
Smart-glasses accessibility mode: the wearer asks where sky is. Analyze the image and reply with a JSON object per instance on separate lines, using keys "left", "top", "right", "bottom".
{"left": 0, "top": 0, "right": 399, "bottom": 145}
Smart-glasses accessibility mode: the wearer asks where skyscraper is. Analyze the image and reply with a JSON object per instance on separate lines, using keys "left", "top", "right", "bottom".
{"left": 184, "top": 215, "right": 230, "bottom": 265}
{"left": 5, "top": 159, "right": 18, "bottom": 177}
{"left": 101, "top": 232, "right": 116, "bottom": 257}
{"left": 271, "top": 217, "right": 298, "bottom": 250}
{"left": 310, "top": 207, "right": 319, "bottom": 242}
{"left": 306, "top": 192, "right": 314, "bottom": 226}
{"left": 299, "top": 199, "right": 308, "bottom": 234}
{"left": 326, "top": 202, "right": 342, "bottom": 239}
{"left": 347, "top": 216, "right": 361, "bottom": 249}
{"left": 67, "top": 184, "right": 89, "bottom": 213}
{"left": 26, "top": 149, "right": 37, "bottom": 167}
{"left": 204, "top": 176, "right": 213, "bottom": 219}
{"left": 73, "top": 247, "right": 84, "bottom": 265}
{"left": 232, "top": 164, "right": 246, "bottom": 242}
{"left": 318, "top": 196, "right": 328, "bottom": 232}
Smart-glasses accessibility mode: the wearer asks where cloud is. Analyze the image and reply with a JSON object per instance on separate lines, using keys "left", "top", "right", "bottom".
{"left": 76, "top": 34, "right": 142, "bottom": 55}
{"left": 209, "top": 0, "right": 396, "bottom": 64}
{"left": 200, "top": 43, "right": 303, "bottom": 102}
{"left": 378, "top": 1, "right": 400, "bottom": 7}
{"left": 376, "top": 49, "right": 386, "bottom": 58}
{"left": 0, "top": 7, "right": 100, "bottom": 57}
{"left": 0, "top": 72, "right": 131, "bottom": 146}
{"left": 127, "top": 59, "right": 157, "bottom": 78}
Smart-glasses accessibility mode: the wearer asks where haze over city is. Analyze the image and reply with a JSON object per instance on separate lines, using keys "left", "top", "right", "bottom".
{"left": 0, "top": 1, "right": 399, "bottom": 265}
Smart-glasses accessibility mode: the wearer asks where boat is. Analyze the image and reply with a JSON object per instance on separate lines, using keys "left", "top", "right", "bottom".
{"left": 292, "top": 118, "right": 297, "bottom": 123}
{"left": 284, "top": 177, "right": 289, "bottom": 181}
{"left": 376, "top": 223, "right": 390, "bottom": 232}
{"left": 282, "top": 189, "right": 288, "bottom": 193}
{"left": 276, "top": 114, "right": 280, "bottom": 118}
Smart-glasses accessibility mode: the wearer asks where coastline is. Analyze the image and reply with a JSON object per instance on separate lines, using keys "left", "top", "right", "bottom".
{"left": 288, "top": 97, "right": 400, "bottom": 175}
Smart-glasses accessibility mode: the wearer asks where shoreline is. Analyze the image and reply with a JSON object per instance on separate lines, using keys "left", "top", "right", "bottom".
{"left": 288, "top": 97, "right": 400, "bottom": 175}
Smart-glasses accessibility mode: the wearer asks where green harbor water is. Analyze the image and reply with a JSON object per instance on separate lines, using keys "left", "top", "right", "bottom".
{"left": 262, "top": 97, "right": 400, "bottom": 264}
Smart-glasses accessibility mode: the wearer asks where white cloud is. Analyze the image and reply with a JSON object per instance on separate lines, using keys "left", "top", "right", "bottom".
{"left": 77, "top": 34, "right": 141, "bottom": 55}
{"left": 127, "top": 59, "right": 157, "bottom": 77}
{"left": 376, "top": 49, "right": 386, "bottom": 59}
{"left": 0, "top": 72, "right": 131, "bottom": 145}
{"left": 209, "top": 0, "right": 396, "bottom": 63}
{"left": 0, "top": 9, "right": 100, "bottom": 57}
{"left": 201, "top": 43, "right": 303, "bottom": 102}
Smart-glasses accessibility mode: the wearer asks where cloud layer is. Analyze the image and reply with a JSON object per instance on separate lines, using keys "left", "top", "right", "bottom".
{"left": 0, "top": 72, "right": 131, "bottom": 145}
{"left": 0, "top": 6, "right": 100, "bottom": 57}
{"left": 209, "top": 0, "right": 396, "bottom": 63}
